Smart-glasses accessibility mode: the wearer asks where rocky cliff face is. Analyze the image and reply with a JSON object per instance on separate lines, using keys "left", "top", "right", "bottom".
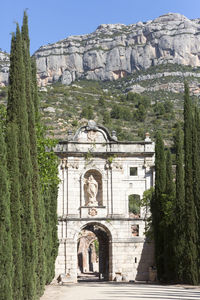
{"left": 33, "top": 13, "right": 200, "bottom": 86}
{"left": 2, "top": 13, "right": 200, "bottom": 87}
{"left": 0, "top": 51, "right": 9, "bottom": 87}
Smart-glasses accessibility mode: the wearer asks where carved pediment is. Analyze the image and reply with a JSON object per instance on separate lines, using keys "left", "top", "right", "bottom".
{"left": 73, "top": 120, "right": 117, "bottom": 143}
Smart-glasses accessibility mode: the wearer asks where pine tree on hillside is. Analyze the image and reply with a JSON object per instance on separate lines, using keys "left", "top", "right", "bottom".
{"left": 6, "top": 23, "right": 37, "bottom": 299}
{"left": 151, "top": 131, "right": 166, "bottom": 281}
{"left": 174, "top": 123, "right": 185, "bottom": 283}
{"left": 22, "top": 11, "right": 46, "bottom": 295}
{"left": 0, "top": 124, "right": 13, "bottom": 300}
{"left": 183, "top": 82, "right": 198, "bottom": 284}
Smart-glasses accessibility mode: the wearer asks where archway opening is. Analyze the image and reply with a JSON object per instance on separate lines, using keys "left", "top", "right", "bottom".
{"left": 77, "top": 223, "right": 111, "bottom": 282}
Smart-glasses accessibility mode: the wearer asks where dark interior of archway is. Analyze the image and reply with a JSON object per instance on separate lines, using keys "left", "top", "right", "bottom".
{"left": 77, "top": 224, "right": 109, "bottom": 282}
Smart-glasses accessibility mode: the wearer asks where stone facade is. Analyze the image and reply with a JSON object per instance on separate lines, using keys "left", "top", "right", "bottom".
{"left": 54, "top": 121, "right": 155, "bottom": 282}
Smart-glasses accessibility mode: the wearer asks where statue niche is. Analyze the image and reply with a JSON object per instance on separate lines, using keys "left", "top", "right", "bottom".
{"left": 84, "top": 175, "right": 98, "bottom": 206}
{"left": 84, "top": 170, "right": 102, "bottom": 206}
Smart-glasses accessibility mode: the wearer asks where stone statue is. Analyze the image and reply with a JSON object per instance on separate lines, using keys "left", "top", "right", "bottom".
{"left": 84, "top": 175, "right": 98, "bottom": 206}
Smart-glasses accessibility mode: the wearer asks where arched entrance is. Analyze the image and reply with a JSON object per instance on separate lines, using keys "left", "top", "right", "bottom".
{"left": 77, "top": 222, "right": 112, "bottom": 282}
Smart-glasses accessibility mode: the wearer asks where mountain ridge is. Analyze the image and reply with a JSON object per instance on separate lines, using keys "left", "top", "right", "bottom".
{"left": 1, "top": 13, "right": 200, "bottom": 88}
{"left": 1, "top": 12, "right": 200, "bottom": 143}
{"left": 33, "top": 12, "right": 200, "bottom": 86}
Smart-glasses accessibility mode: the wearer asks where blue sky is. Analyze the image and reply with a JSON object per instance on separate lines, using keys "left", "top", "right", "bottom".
{"left": 1, "top": 0, "right": 200, "bottom": 54}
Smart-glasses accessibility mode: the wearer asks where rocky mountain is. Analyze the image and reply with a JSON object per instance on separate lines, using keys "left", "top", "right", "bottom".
{"left": 33, "top": 13, "right": 200, "bottom": 86}
{"left": 0, "top": 51, "right": 9, "bottom": 87}
{"left": 1, "top": 13, "right": 200, "bottom": 88}
{"left": 1, "top": 13, "right": 200, "bottom": 143}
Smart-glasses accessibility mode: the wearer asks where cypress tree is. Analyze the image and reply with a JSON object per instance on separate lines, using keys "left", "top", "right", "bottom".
{"left": 6, "top": 32, "right": 23, "bottom": 300}
{"left": 7, "top": 23, "right": 37, "bottom": 299}
{"left": 192, "top": 107, "right": 200, "bottom": 281}
{"left": 7, "top": 33, "right": 19, "bottom": 123}
{"left": 6, "top": 122, "right": 23, "bottom": 299}
{"left": 183, "top": 82, "right": 198, "bottom": 284}
{"left": 151, "top": 131, "right": 166, "bottom": 281}
{"left": 31, "top": 58, "right": 40, "bottom": 123}
{"left": 31, "top": 23, "right": 59, "bottom": 285}
{"left": 165, "top": 149, "right": 175, "bottom": 197}
{"left": 0, "top": 124, "right": 13, "bottom": 300}
{"left": 31, "top": 19, "right": 59, "bottom": 285}
{"left": 22, "top": 11, "right": 46, "bottom": 295}
{"left": 174, "top": 123, "right": 185, "bottom": 283}
{"left": 163, "top": 149, "right": 175, "bottom": 282}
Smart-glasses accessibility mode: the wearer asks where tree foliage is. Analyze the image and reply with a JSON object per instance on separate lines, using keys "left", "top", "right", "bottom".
{"left": 174, "top": 123, "right": 185, "bottom": 282}
{"left": 0, "top": 123, "right": 13, "bottom": 300}
{"left": 183, "top": 82, "right": 198, "bottom": 285}
{"left": 151, "top": 131, "right": 166, "bottom": 281}
{"left": 3, "top": 12, "right": 59, "bottom": 299}
{"left": 151, "top": 83, "right": 200, "bottom": 284}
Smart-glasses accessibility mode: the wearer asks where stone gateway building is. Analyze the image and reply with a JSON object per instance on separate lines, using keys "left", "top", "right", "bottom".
{"left": 54, "top": 121, "right": 155, "bottom": 282}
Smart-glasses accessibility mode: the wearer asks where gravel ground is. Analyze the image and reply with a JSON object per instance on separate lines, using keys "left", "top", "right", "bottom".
{"left": 40, "top": 282, "right": 200, "bottom": 300}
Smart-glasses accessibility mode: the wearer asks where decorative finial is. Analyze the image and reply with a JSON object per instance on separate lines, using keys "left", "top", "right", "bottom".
{"left": 87, "top": 120, "right": 97, "bottom": 130}
{"left": 68, "top": 129, "right": 73, "bottom": 140}
{"left": 111, "top": 130, "right": 117, "bottom": 140}
{"left": 145, "top": 132, "right": 151, "bottom": 141}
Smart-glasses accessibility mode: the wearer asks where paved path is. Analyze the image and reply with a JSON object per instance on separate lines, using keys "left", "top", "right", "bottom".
{"left": 40, "top": 282, "right": 200, "bottom": 300}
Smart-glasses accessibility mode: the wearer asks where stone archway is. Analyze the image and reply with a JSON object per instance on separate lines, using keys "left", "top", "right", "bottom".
{"left": 77, "top": 222, "right": 112, "bottom": 281}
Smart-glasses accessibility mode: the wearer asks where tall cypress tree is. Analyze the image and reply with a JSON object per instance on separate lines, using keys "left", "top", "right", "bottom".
{"left": 192, "top": 107, "right": 200, "bottom": 281}
{"left": 174, "top": 123, "right": 185, "bottom": 283}
{"left": 151, "top": 131, "right": 166, "bottom": 281}
{"left": 165, "top": 149, "right": 175, "bottom": 197}
{"left": 0, "top": 124, "right": 13, "bottom": 300}
{"left": 22, "top": 11, "right": 46, "bottom": 295}
{"left": 31, "top": 58, "right": 40, "bottom": 123}
{"left": 6, "top": 123, "right": 23, "bottom": 299}
{"left": 6, "top": 32, "right": 23, "bottom": 300}
{"left": 7, "top": 23, "right": 37, "bottom": 299}
{"left": 183, "top": 82, "right": 198, "bottom": 284}
{"left": 31, "top": 19, "right": 59, "bottom": 286}
{"left": 163, "top": 149, "right": 175, "bottom": 282}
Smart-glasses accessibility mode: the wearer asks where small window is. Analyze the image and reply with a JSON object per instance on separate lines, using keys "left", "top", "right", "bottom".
{"left": 129, "top": 194, "right": 140, "bottom": 217}
{"left": 131, "top": 225, "right": 139, "bottom": 236}
{"left": 130, "top": 167, "right": 137, "bottom": 176}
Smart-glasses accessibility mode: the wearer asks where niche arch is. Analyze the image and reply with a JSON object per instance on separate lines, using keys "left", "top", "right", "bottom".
{"left": 83, "top": 169, "right": 103, "bottom": 206}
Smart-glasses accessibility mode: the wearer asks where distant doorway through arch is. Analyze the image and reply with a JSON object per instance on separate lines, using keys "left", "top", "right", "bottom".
{"left": 77, "top": 223, "right": 111, "bottom": 282}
